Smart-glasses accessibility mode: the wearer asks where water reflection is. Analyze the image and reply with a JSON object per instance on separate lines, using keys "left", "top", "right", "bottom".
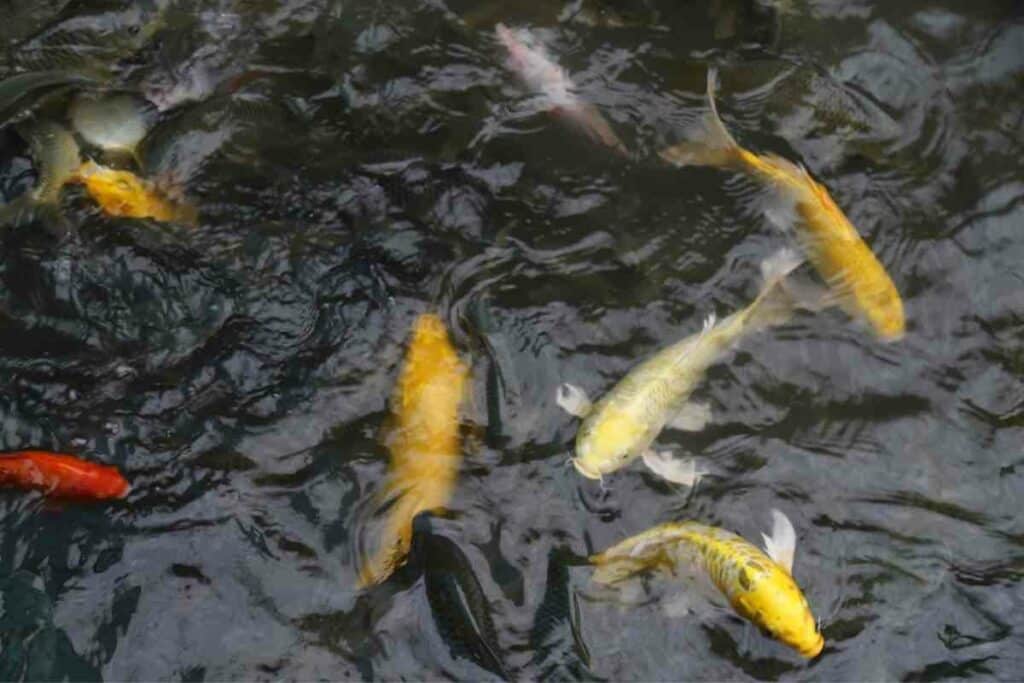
{"left": 0, "top": 0, "right": 1022, "bottom": 680}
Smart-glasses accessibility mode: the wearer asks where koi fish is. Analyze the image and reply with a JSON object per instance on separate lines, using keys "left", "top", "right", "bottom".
{"left": 659, "top": 69, "right": 904, "bottom": 341}
{"left": 358, "top": 313, "right": 469, "bottom": 587}
{"left": 590, "top": 510, "right": 823, "bottom": 658}
{"left": 0, "top": 451, "right": 130, "bottom": 500}
{"left": 495, "top": 23, "right": 630, "bottom": 158}
{"left": 69, "top": 92, "right": 155, "bottom": 161}
{"left": 557, "top": 250, "right": 802, "bottom": 484}
{"left": 70, "top": 160, "right": 197, "bottom": 224}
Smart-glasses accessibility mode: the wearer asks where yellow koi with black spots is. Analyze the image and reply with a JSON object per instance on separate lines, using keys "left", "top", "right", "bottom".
{"left": 591, "top": 510, "right": 823, "bottom": 658}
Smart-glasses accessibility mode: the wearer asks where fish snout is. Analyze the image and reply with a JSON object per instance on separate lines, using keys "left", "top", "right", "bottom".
{"left": 572, "top": 457, "right": 602, "bottom": 480}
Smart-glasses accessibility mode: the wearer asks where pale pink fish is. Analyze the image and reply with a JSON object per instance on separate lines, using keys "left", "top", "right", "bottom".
{"left": 494, "top": 23, "right": 630, "bottom": 158}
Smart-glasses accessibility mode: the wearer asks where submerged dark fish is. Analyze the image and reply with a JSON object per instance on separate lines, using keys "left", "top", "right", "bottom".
{"left": 529, "top": 547, "right": 591, "bottom": 678}
{"left": 413, "top": 516, "right": 510, "bottom": 680}
{"left": 0, "top": 70, "right": 100, "bottom": 128}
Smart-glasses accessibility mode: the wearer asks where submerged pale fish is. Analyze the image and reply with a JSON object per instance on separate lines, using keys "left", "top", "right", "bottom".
{"left": 590, "top": 510, "right": 823, "bottom": 658}
{"left": 69, "top": 93, "right": 155, "bottom": 158}
{"left": 495, "top": 23, "right": 629, "bottom": 158}
{"left": 557, "top": 250, "right": 802, "bottom": 484}
{"left": 660, "top": 69, "right": 905, "bottom": 341}
{"left": 358, "top": 313, "right": 469, "bottom": 587}
{"left": 20, "top": 120, "right": 82, "bottom": 203}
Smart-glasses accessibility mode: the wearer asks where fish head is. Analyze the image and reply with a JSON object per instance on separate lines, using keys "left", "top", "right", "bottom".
{"left": 573, "top": 409, "right": 646, "bottom": 479}
{"left": 76, "top": 164, "right": 180, "bottom": 221}
{"left": 88, "top": 468, "right": 131, "bottom": 499}
{"left": 861, "top": 283, "right": 905, "bottom": 341}
{"left": 733, "top": 564, "right": 823, "bottom": 658}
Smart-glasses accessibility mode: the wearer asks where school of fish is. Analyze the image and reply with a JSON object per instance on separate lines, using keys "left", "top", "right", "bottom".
{"left": 0, "top": 8, "right": 913, "bottom": 671}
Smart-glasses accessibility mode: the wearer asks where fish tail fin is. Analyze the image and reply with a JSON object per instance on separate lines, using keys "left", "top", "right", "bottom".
{"left": 590, "top": 524, "right": 685, "bottom": 585}
{"left": 356, "top": 492, "right": 422, "bottom": 588}
{"left": 740, "top": 248, "right": 805, "bottom": 333}
{"left": 659, "top": 67, "right": 743, "bottom": 169}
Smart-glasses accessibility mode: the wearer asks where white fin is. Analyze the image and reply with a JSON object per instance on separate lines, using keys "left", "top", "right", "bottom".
{"left": 781, "top": 273, "right": 841, "bottom": 312}
{"left": 761, "top": 509, "right": 796, "bottom": 575}
{"left": 556, "top": 383, "right": 592, "bottom": 418}
{"left": 760, "top": 247, "right": 804, "bottom": 284}
{"left": 667, "top": 401, "right": 712, "bottom": 432}
{"left": 701, "top": 312, "right": 717, "bottom": 334}
{"left": 641, "top": 451, "right": 704, "bottom": 486}
{"left": 662, "top": 590, "right": 693, "bottom": 618}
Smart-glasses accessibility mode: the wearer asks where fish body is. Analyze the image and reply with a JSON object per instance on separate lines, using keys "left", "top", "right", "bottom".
{"left": 560, "top": 251, "right": 801, "bottom": 481}
{"left": 70, "top": 160, "right": 197, "bottom": 223}
{"left": 20, "top": 121, "right": 82, "bottom": 203}
{"left": 495, "top": 23, "right": 629, "bottom": 157}
{"left": 660, "top": 69, "right": 904, "bottom": 341}
{"left": 0, "top": 451, "right": 129, "bottom": 500}
{"left": 358, "top": 313, "right": 469, "bottom": 587}
{"left": 590, "top": 513, "right": 823, "bottom": 658}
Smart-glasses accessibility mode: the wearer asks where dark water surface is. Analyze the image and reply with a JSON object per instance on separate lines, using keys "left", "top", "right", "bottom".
{"left": 1, "top": 0, "right": 1022, "bottom": 680}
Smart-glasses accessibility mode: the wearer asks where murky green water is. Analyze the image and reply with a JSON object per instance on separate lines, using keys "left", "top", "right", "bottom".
{"left": 1, "top": 1, "right": 1022, "bottom": 680}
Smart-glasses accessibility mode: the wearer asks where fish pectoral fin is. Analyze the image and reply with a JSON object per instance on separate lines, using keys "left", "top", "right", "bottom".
{"left": 761, "top": 508, "right": 797, "bottom": 574}
{"left": 556, "top": 383, "right": 593, "bottom": 418}
{"left": 661, "top": 590, "right": 694, "bottom": 619}
{"left": 667, "top": 401, "right": 712, "bottom": 432}
{"left": 783, "top": 271, "right": 842, "bottom": 312}
{"left": 641, "top": 450, "right": 704, "bottom": 486}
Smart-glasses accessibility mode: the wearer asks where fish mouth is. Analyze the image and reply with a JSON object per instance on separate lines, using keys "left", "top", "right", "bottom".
{"left": 796, "top": 632, "right": 825, "bottom": 659}
{"left": 572, "top": 458, "right": 602, "bottom": 480}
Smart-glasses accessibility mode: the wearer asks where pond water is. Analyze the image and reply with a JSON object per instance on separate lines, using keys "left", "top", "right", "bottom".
{"left": 0, "top": 0, "right": 1022, "bottom": 680}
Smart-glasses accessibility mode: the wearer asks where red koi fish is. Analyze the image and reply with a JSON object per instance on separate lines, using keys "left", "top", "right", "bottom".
{"left": 0, "top": 451, "right": 130, "bottom": 500}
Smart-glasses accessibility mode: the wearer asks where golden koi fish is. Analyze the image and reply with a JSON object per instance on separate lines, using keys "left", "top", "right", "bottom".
{"left": 660, "top": 69, "right": 904, "bottom": 341}
{"left": 557, "top": 250, "right": 802, "bottom": 484}
{"left": 591, "top": 510, "right": 824, "bottom": 658}
{"left": 358, "top": 313, "right": 469, "bottom": 587}
{"left": 70, "top": 160, "right": 197, "bottom": 224}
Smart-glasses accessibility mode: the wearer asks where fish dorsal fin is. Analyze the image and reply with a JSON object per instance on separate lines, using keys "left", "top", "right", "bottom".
{"left": 761, "top": 509, "right": 796, "bottom": 574}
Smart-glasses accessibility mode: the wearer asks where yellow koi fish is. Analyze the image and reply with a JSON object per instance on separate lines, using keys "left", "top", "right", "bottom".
{"left": 659, "top": 69, "right": 904, "bottom": 341}
{"left": 358, "top": 313, "right": 469, "bottom": 587}
{"left": 70, "top": 160, "right": 197, "bottom": 224}
{"left": 557, "top": 250, "right": 801, "bottom": 484}
{"left": 591, "top": 510, "right": 824, "bottom": 658}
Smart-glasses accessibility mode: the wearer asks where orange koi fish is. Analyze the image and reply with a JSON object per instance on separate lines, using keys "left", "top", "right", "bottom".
{"left": 660, "top": 69, "right": 904, "bottom": 341}
{"left": 70, "top": 160, "right": 198, "bottom": 224}
{"left": 0, "top": 451, "right": 130, "bottom": 500}
{"left": 358, "top": 313, "right": 469, "bottom": 587}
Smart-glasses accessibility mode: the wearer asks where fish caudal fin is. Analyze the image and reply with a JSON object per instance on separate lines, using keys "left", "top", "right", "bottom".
{"left": 590, "top": 525, "right": 683, "bottom": 585}
{"left": 739, "top": 248, "right": 805, "bottom": 333}
{"left": 761, "top": 508, "right": 796, "bottom": 575}
{"left": 659, "top": 67, "right": 742, "bottom": 169}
